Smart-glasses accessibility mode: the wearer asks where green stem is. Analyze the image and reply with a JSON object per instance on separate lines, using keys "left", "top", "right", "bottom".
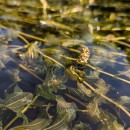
{"left": 19, "top": 32, "right": 48, "bottom": 43}
{"left": 19, "top": 64, "right": 44, "bottom": 82}
{"left": 4, "top": 96, "right": 39, "bottom": 130}
{"left": 18, "top": 34, "right": 30, "bottom": 45}
{"left": 86, "top": 64, "right": 130, "bottom": 85}
{"left": 83, "top": 80, "right": 130, "bottom": 117}
{"left": 37, "top": 50, "right": 64, "bottom": 68}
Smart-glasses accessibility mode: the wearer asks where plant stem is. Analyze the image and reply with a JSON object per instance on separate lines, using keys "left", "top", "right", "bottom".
{"left": 19, "top": 32, "right": 48, "bottom": 43}
{"left": 82, "top": 80, "right": 130, "bottom": 117}
{"left": 4, "top": 96, "right": 39, "bottom": 130}
{"left": 19, "top": 64, "right": 44, "bottom": 82}
{"left": 65, "top": 93, "right": 87, "bottom": 107}
{"left": 66, "top": 66, "right": 130, "bottom": 117}
{"left": 18, "top": 34, "right": 30, "bottom": 45}
{"left": 115, "top": 40, "right": 130, "bottom": 48}
{"left": 86, "top": 64, "right": 130, "bottom": 85}
{"left": 37, "top": 50, "right": 64, "bottom": 68}
{"left": 61, "top": 54, "right": 130, "bottom": 84}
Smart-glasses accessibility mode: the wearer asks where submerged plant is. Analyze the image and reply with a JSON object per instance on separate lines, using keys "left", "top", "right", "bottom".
{"left": 0, "top": 0, "right": 130, "bottom": 130}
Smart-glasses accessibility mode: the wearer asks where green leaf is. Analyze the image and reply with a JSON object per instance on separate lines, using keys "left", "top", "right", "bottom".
{"left": 119, "top": 96, "right": 130, "bottom": 104}
{"left": 77, "top": 82, "right": 93, "bottom": 97}
{"left": 10, "top": 118, "right": 50, "bottom": 130}
{"left": 36, "top": 84, "right": 56, "bottom": 100}
{"left": 4, "top": 92, "right": 33, "bottom": 112}
{"left": 43, "top": 115, "right": 70, "bottom": 130}
{"left": 95, "top": 78, "right": 110, "bottom": 95}
{"left": 43, "top": 47, "right": 63, "bottom": 55}
{"left": 13, "top": 84, "right": 23, "bottom": 93}
{"left": 41, "top": 20, "right": 74, "bottom": 31}
{"left": 61, "top": 39, "right": 85, "bottom": 47}
{"left": 86, "top": 71, "right": 99, "bottom": 80}
{"left": 66, "top": 66, "right": 85, "bottom": 82}
{"left": 73, "top": 122, "right": 91, "bottom": 130}
{"left": 86, "top": 98, "right": 101, "bottom": 121}
{"left": 101, "top": 120, "right": 124, "bottom": 130}
{"left": 68, "top": 87, "right": 83, "bottom": 97}
{"left": 56, "top": 96, "right": 76, "bottom": 123}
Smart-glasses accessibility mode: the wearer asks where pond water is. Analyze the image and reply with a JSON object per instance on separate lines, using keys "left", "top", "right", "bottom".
{"left": 0, "top": 0, "right": 130, "bottom": 130}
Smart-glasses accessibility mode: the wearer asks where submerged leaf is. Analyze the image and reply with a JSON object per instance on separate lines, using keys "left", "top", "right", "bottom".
{"left": 119, "top": 96, "right": 130, "bottom": 106}
{"left": 13, "top": 84, "right": 23, "bottom": 93}
{"left": 56, "top": 96, "right": 76, "bottom": 123}
{"left": 73, "top": 122, "right": 91, "bottom": 130}
{"left": 86, "top": 98, "right": 101, "bottom": 118}
{"left": 68, "top": 87, "right": 88, "bottom": 100}
{"left": 117, "top": 69, "right": 130, "bottom": 79}
{"left": 43, "top": 115, "right": 70, "bottom": 130}
{"left": 5, "top": 69, "right": 21, "bottom": 82}
{"left": 100, "top": 120, "right": 124, "bottom": 130}
{"left": 4, "top": 92, "right": 33, "bottom": 112}
{"left": 86, "top": 71, "right": 99, "bottom": 80}
{"left": 0, "top": 60, "right": 5, "bottom": 69}
{"left": 77, "top": 82, "right": 93, "bottom": 97}
{"left": 11, "top": 118, "right": 50, "bottom": 130}
{"left": 95, "top": 79, "right": 110, "bottom": 95}
{"left": 113, "top": 121, "right": 124, "bottom": 130}
{"left": 36, "top": 84, "right": 56, "bottom": 100}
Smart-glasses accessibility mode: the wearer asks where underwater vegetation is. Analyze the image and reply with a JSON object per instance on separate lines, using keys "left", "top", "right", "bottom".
{"left": 0, "top": 0, "right": 130, "bottom": 130}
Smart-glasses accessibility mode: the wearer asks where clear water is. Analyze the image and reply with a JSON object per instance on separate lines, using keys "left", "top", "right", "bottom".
{"left": 0, "top": 0, "right": 130, "bottom": 129}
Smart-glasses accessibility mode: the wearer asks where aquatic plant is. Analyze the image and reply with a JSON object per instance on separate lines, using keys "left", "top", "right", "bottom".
{"left": 0, "top": 0, "right": 130, "bottom": 130}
